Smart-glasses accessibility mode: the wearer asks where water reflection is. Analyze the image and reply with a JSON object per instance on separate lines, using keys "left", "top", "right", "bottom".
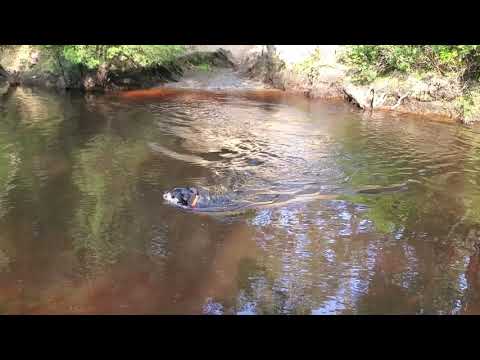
{"left": 0, "top": 86, "right": 480, "bottom": 313}
{"left": 71, "top": 132, "right": 151, "bottom": 273}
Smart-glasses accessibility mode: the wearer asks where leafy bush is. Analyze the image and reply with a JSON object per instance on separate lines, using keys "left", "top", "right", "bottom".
{"left": 341, "top": 45, "right": 480, "bottom": 84}
{"left": 42, "top": 45, "right": 185, "bottom": 71}
{"left": 455, "top": 88, "right": 480, "bottom": 122}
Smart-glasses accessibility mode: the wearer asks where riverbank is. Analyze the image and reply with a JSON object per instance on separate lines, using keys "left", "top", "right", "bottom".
{"left": 0, "top": 45, "right": 236, "bottom": 93}
{"left": 239, "top": 45, "right": 480, "bottom": 124}
{"left": 2, "top": 45, "right": 480, "bottom": 124}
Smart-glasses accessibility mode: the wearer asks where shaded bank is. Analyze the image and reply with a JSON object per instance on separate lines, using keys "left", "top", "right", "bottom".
{"left": 0, "top": 46, "right": 235, "bottom": 93}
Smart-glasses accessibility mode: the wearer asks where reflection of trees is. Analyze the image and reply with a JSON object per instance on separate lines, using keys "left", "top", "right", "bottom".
{"left": 462, "top": 253, "right": 480, "bottom": 314}
{"left": 330, "top": 115, "right": 480, "bottom": 313}
{"left": 0, "top": 132, "right": 19, "bottom": 274}
{"left": 227, "top": 198, "right": 466, "bottom": 314}
{"left": 0, "top": 87, "right": 69, "bottom": 275}
{"left": 71, "top": 133, "right": 150, "bottom": 273}
{"left": 227, "top": 202, "right": 368, "bottom": 314}
{"left": 0, "top": 134, "right": 19, "bottom": 221}
{"left": 2, "top": 86, "right": 480, "bottom": 313}
{"left": 222, "top": 115, "right": 480, "bottom": 314}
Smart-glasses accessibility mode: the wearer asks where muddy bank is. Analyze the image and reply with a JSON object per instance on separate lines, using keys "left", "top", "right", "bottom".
{"left": 0, "top": 46, "right": 236, "bottom": 93}
{"left": 239, "top": 45, "right": 475, "bottom": 124}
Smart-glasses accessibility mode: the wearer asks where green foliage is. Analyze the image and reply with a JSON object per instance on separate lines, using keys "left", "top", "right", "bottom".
{"left": 455, "top": 87, "right": 480, "bottom": 121}
{"left": 196, "top": 63, "right": 212, "bottom": 72}
{"left": 341, "top": 45, "right": 480, "bottom": 84}
{"left": 72, "top": 133, "right": 150, "bottom": 271}
{"left": 42, "top": 45, "right": 185, "bottom": 71}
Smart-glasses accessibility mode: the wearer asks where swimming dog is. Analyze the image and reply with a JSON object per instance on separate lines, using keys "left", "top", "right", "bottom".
{"left": 163, "top": 187, "right": 203, "bottom": 209}
{"left": 163, "top": 182, "right": 410, "bottom": 211}
{"left": 163, "top": 186, "right": 238, "bottom": 211}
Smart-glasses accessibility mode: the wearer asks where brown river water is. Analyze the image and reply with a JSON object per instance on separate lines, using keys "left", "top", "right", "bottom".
{"left": 1, "top": 84, "right": 480, "bottom": 314}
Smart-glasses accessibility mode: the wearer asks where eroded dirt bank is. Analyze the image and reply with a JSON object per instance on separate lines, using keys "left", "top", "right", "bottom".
{"left": 237, "top": 45, "right": 476, "bottom": 124}
{"left": 0, "top": 46, "right": 238, "bottom": 93}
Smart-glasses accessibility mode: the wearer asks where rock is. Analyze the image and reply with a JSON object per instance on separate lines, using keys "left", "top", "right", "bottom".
{"left": 342, "top": 84, "right": 374, "bottom": 110}
{"left": 55, "top": 77, "right": 66, "bottom": 89}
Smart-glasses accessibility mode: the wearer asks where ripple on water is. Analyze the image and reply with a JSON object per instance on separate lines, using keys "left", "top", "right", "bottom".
{"left": 2, "top": 85, "right": 480, "bottom": 314}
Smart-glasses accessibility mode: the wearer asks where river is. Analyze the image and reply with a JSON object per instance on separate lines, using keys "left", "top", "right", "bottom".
{"left": 1, "top": 83, "right": 480, "bottom": 314}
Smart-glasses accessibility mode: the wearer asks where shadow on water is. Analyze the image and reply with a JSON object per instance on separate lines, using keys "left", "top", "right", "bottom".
{"left": 1, "top": 86, "right": 480, "bottom": 314}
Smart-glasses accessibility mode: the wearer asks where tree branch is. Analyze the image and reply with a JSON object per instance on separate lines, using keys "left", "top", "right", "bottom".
{"left": 391, "top": 92, "right": 410, "bottom": 110}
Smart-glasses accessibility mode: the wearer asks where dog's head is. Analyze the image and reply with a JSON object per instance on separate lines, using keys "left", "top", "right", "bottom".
{"left": 163, "top": 187, "right": 200, "bottom": 208}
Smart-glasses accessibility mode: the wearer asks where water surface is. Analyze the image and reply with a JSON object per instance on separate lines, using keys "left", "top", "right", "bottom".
{"left": 1, "top": 85, "right": 480, "bottom": 314}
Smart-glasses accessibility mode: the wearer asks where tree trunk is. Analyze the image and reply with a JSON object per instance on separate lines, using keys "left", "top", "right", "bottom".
{"left": 96, "top": 63, "right": 110, "bottom": 87}
{"left": 0, "top": 65, "right": 21, "bottom": 86}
